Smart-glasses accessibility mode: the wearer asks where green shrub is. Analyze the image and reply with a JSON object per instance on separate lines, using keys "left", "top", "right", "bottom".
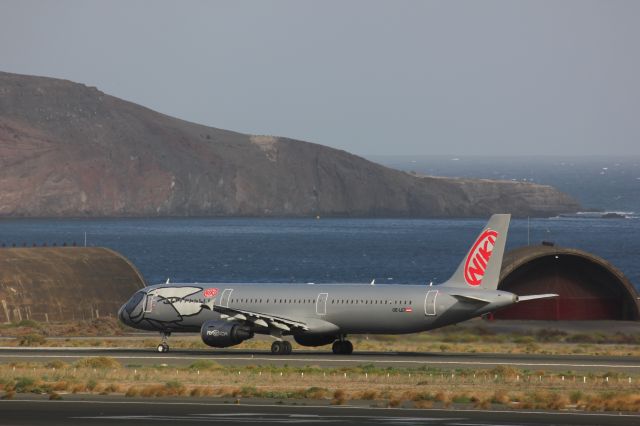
{"left": 188, "top": 360, "right": 222, "bottom": 371}
{"left": 17, "top": 320, "right": 41, "bottom": 329}
{"left": 17, "top": 334, "right": 46, "bottom": 346}
{"left": 570, "top": 390, "right": 584, "bottom": 404}
{"left": 86, "top": 379, "right": 98, "bottom": 391}
{"left": 165, "top": 380, "right": 183, "bottom": 390}
{"left": 535, "top": 329, "right": 567, "bottom": 342}
{"left": 12, "top": 377, "right": 35, "bottom": 393}
{"left": 75, "top": 357, "right": 121, "bottom": 369}
{"left": 45, "top": 360, "right": 68, "bottom": 369}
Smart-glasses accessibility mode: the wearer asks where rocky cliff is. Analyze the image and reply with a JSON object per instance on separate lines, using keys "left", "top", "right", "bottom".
{"left": 0, "top": 71, "right": 580, "bottom": 217}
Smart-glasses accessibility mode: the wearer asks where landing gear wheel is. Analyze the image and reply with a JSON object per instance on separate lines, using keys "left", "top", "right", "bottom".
{"left": 271, "top": 340, "right": 293, "bottom": 355}
{"left": 157, "top": 331, "right": 170, "bottom": 353}
{"left": 332, "top": 340, "right": 353, "bottom": 355}
{"left": 271, "top": 341, "right": 282, "bottom": 354}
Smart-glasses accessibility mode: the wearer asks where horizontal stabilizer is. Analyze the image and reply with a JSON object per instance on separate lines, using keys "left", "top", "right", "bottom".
{"left": 517, "top": 294, "right": 559, "bottom": 302}
{"left": 451, "top": 294, "right": 491, "bottom": 304}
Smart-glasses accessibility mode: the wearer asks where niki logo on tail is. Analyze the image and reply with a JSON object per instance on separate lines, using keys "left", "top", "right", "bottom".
{"left": 464, "top": 229, "right": 498, "bottom": 286}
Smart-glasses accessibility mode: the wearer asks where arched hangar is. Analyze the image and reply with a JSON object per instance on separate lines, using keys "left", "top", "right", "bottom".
{"left": 495, "top": 244, "right": 640, "bottom": 320}
{"left": 0, "top": 247, "right": 145, "bottom": 323}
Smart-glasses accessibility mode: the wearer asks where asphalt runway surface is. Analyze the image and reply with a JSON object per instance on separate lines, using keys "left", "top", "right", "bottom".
{"left": 2, "top": 347, "right": 640, "bottom": 374}
{"left": 1, "top": 397, "right": 640, "bottom": 426}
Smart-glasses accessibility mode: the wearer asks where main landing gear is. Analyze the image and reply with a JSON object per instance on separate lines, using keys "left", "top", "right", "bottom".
{"left": 271, "top": 340, "right": 292, "bottom": 355}
{"left": 332, "top": 338, "right": 353, "bottom": 355}
{"left": 157, "top": 331, "right": 171, "bottom": 353}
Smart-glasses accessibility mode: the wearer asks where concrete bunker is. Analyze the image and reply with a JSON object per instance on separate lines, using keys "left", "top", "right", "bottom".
{"left": 0, "top": 247, "right": 145, "bottom": 323}
{"left": 495, "top": 245, "right": 640, "bottom": 320}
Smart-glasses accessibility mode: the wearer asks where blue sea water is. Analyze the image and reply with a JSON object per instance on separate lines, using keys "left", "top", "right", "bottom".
{"left": 0, "top": 217, "right": 638, "bottom": 291}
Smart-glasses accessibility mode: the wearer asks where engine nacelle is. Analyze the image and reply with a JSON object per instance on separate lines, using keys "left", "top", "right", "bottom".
{"left": 294, "top": 334, "right": 336, "bottom": 347}
{"left": 200, "top": 320, "right": 254, "bottom": 348}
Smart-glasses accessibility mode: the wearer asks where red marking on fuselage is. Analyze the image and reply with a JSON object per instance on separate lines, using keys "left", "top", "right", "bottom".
{"left": 203, "top": 288, "right": 219, "bottom": 298}
{"left": 464, "top": 229, "right": 498, "bottom": 286}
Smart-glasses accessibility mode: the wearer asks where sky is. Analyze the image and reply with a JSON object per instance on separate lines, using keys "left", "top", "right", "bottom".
{"left": 0, "top": 0, "right": 638, "bottom": 156}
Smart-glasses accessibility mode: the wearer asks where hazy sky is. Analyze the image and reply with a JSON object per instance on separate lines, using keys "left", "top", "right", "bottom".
{"left": 1, "top": 0, "right": 638, "bottom": 156}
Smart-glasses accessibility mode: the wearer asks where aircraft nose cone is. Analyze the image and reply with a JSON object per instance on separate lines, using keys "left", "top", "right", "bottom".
{"left": 117, "top": 304, "right": 128, "bottom": 325}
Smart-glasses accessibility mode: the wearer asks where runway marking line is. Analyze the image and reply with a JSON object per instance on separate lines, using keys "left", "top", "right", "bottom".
{"left": 0, "top": 353, "right": 639, "bottom": 370}
{"left": 2, "top": 398, "right": 640, "bottom": 419}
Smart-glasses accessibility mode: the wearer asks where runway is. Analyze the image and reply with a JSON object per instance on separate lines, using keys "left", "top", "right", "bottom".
{"left": 1, "top": 396, "right": 639, "bottom": 426}
{"left": 2, "top": 347, "right": 640, "bottom": 373}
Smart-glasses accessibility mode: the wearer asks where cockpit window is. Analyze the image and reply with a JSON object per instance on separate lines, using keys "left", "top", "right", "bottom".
{"left": 125, "top": 291, "right": 145, "bottom": 314}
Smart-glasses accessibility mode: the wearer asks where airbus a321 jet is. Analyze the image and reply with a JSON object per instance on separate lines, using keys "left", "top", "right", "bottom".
{"left": 118, "top": 214, "right": 556, "bottom": 355}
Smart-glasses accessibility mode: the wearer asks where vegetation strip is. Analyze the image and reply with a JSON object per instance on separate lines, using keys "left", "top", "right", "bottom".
{"left": 3, "top": 319, "right": 640, "bottom": 357}
{"left": 0, "top": 357, "right": 639, "bottom": 411}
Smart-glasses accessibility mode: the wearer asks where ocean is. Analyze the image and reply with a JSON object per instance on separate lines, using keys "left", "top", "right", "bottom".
{"left": 1, "top": 157, "right": 638, "bottom": 290}
{"left": 0, "top": 216, "right": 638, "bottom": 291}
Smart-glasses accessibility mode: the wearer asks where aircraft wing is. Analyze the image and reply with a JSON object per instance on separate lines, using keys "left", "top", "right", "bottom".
{"left": 202, "top": 303, "right": 309, "bottom": 332}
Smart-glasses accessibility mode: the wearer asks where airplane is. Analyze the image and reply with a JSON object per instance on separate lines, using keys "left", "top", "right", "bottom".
{"left": 118, "top": 214, "right": 557, "bottom": 355}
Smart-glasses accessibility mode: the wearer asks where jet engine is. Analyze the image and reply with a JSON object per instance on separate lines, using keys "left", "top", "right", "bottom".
{"left": 294, "top": 334, "right": 336, "bottom": 347}
{"left": 200, "top": 320, "right": 254, "bottom": 348}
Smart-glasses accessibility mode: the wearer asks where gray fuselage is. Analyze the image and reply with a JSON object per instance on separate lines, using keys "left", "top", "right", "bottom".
{"left": 119, "top": 282, "right": 517, "bottom": 337}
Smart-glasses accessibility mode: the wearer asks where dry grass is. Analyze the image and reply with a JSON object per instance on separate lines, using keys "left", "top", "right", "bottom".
{"left": 0, "top": 359, "right": 639, "bottom": 412}
{"left": 331, "top": 389, "right": 346, "bottom": 405}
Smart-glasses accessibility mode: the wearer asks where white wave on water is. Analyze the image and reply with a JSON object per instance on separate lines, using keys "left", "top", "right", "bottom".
{"left": 559, "top": 211, "right": 637, "bottom": 219}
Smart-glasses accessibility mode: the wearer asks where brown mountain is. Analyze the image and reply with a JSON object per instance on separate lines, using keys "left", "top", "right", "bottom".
{"left": 0, "top": 71, "right": 579, "bottom": 217}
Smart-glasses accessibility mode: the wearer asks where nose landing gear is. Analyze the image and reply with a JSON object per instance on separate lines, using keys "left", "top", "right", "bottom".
{"left": 157, "top": 331, "right": 171, "bottom": 353}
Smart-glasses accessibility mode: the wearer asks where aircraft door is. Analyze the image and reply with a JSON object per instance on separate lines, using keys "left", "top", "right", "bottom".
{"left": 316, "top": 293, "right": 328, "bottom": 315}
{"left": 220, "top": 289, "right": 233, "bottom": 308}
{"left": 143, "top": 291, "right": 156, "bottom": 313}
{"left": 424, "top": 290, "right": 438, "bottom": 316}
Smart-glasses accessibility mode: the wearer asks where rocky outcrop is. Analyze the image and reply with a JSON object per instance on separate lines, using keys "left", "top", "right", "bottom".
{"left": 0, "top": 71, "right": 580, "bottom": 217}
